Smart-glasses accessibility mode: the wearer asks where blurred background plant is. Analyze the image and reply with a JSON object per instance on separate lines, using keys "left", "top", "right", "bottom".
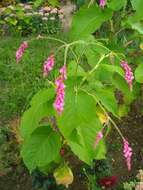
{"left": 0, "top": 2, "right": 63, "bottom": 36}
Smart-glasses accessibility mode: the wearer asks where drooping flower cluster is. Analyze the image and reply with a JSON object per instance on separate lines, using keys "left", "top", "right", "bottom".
{"left": 54, "top": 64, "right": 67, "bottom": 115}
{"left": 43, "top": 54, "right": 54, "bottom": 77}
{"left": 99, "top": 0, "right": 106, "bottom": 8}
{"left": 94, "top": 131, "right": 103, "bottom": 148}
{"left": 16, "top": 41, "right": 28, "bottom": 63}
{"left": 123, "top": 139, "right": 132, "bottom": 171}
{"left": 121, "top": 61, "right": 134, "bottom": 91}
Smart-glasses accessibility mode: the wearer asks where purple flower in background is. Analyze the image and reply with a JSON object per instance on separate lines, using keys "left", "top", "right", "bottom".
{"left": 121, "top": 61, "right": 134, "bottom": 91}
{"left": 123, "top": 139, "right": 132, "bottom": 171}
{"left": 99, "top": 0, "right": 106, "bottom": 8}
{"left": 16, "top": 41, "right": 28, "bottom": 63}
{"left": 43, "top": 54, "right": 54, "bottom": 77}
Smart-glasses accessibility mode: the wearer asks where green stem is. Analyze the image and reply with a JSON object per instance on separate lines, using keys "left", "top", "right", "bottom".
{"left": 79, "top": 54, "right": 108, "bottom": 87}
{"left": 88, "top": 0, "right": 95, "bottom": 8}
{"left": 81, "top": 89, "right": 125, "bottom": 140}
{"left": 29, "top": 36, "right": 67, "bottom": 45}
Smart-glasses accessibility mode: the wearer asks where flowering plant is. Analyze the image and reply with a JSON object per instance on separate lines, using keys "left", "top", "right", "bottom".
{"left": 18, "top": 0, "right": 143, "bottom": 188}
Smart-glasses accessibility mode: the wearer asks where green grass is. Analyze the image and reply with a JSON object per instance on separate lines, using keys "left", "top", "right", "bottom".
{"left": 0, "top": 36, "right": 65, "bottom": 124}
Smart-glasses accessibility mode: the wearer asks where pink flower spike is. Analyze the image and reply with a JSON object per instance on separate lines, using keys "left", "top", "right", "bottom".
{"left": 54, "top": 77, "right": 65, "bottom": 115}
{"left": 94, "top": 131, "right": 103, "bottom": 148}
{"left": 16, "top": 41, "right": 28, "bottom": 63}
{"left": 43, "top": 54, "right": 54, "bottom": 77}
{"left": 60, "top": 64, "right": 67, "bottom": 80}
{"left": 121, "top": 61, "right": 134, "bottom": 91}
{"left": 99, "top": 0, "right": 106, "bottom": 8}
{"left": 123, "top": 139, "right": 132, "bottom": 171}
{"left": 53, "top": 65, "right": 67, "bottom": 115}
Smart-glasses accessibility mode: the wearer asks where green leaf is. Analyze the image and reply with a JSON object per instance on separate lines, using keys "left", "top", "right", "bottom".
{"left": 131, "top": 0, "right": 143, "bottom": 11}
{"left": 57, "top": 84, "right": 106, "bottom": 164}
{"left": 69, "top": 6, "right": 113, "bottom": 40}
{"left": 48, "top": 0, "right": 59, "bottom": 6}
{"left": 94, "top": 64, "right": 124, "bottom": 83}
{"left": 57, "top": 87, "right": 98, "bottom": 137}
{"left": 135, "top": 63, "right": 143, "bottom": 83}
{"left": 95, "top": 88, "right": 118, "bottom": 117}
{"left": 21, "top": 126, "right": 61, "bottom": 171}
{"left": 68, "top": 123, "right": 106, "bottom": 165}
{"left": 68, "top": 60, "right": 86, "bottom": 77}
{"left": 130, "top": 0, "right": 143, "bottom": 18}
{"left": 20, "top": 88, "right": 55, "bottom": 139}
{"left": 107, "top": 0, "right": 126, "bottom": 11}
{"left": 30, "top": 88, "right": 55, "bottom": 106}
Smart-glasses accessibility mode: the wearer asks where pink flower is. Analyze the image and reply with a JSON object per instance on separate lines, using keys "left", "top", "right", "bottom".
{"left": 43, "top": 54, "right": 54, "bottom": 77}
{"left": 94, "top": 131, "right": 103, "bottom": 148}
{"left": 123, "top": 139, "right": 132, "bottom": 171}
{"left": 99, "top": 0, "right": 106, "bottom": 8}
{"left": 16, "top": 41, "right": 28, "bottom": 63}
{"left": 54, "top": 65, "right": 67, "bottom": 115}
{"left": 121, "top": 61, "right": 134, "bottom": 91}
{"left": 60, "top": 64, "right": 67, "bottom": 80}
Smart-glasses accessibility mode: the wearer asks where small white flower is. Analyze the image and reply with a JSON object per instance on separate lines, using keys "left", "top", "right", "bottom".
{"left": 33, "top": 12, "right": 39, "bottom": 15}
{"left": 59, "top": 14, "right": 64, "bottom": 19}
{"left": 18, "top": 3, "right": 24, "bottom": 7}
{"left": 25, "top": 12, "right": 33, "bottom": 16}
{"left": 42, "top": 17, "right": 48, "bottom": 21}
{"left": 38, "top": 12, "right": 43, "bottom": 16}
{"left": 45, "top": 13, "right": 49, "bottom": 17}
{"left": 24, "top": 5, "right": 32, "bottom": 10}
{"left": 50, "top": 17, "right": 55, "bottom": 21}
{"left": 8, "top": 5, "right": 15, "bottom": 10}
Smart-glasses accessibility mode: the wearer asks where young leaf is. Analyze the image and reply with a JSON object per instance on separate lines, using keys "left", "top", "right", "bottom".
{"left": 68, "top": 121, "right": 106, "bottom": 165}
{"left": 57, "top": 87, "right": 98, "bottom": 137}
{"left": 69, "top": 6, "right": 113, "bottom": 40}
{"left": 95, "top": 88, "right": 118, "bottom": 117}
{"left": 21, "top": 126, "right": 61, "bottom": 171}
{"left": 20, "top": 88, "right": 55, "bottom": 139}
{"left": 135, "top": 63, "right": 143, "bottom": 83}
{"left": 107, "top": 0, "right": 126, "bottom": 11}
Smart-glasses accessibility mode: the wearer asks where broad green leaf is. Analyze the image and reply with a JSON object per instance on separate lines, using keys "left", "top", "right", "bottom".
{"left": 131, "top": 0, "right": 143, "bottom": 18}
{"left": 57, "top": 84, "right": 106, "bottom": 164}
{"left": 131, "top": 0, "right": 143, "bottom": 11}
{"left": 57, "top": 87, "right": 98, "bottom": 137}
{"left": 69, "top": 6, "right": 113, "bottom": 40}
{"left": 21, "top": 126, "right": 61, "bottom": 171}
{"left": 48, "top": 0, "right": 59, "bottom": 6}
{"left": 108, "top": 0, "right": 126, "bottom": 11}
{"left": 95, "top": 88, "right": 118, "bottom": 117}
{"left": 135, "top": 63, "right": 143, "bottom": 83}
{"left": 68, "top": 123, "right": 106, "bottom": 165}
{"left": 128, "top": 15, "right": 143, "bottom": 34}
{"left": 20, "top": 88, "right": 55, "bottom": 139}
{"left": 94, "top": 64, "right": 124, "bottom": 82}
{"left": 112, "top": 73, "right": 131, "bottom": 95}
{"left": 68, "top": 60, "right": 86, "bottom": 77}
{"left": 30, "top": 88, "right": 55, "bottom": 106}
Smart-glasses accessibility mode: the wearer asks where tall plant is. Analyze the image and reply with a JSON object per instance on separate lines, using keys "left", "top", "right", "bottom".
{"left": 17, "top": 0, "right": 143, "bottom": 188}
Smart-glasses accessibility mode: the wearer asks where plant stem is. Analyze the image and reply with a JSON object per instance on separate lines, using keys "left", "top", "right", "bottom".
{"left": 81, "top": 89, "right": 125, "bottom": 140}
{"left": 79, "top": 54, "right": 108, "bottom": 87}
